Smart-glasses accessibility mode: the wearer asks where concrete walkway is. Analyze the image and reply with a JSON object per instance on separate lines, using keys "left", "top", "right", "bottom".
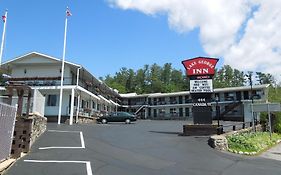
{"left": 260, "top": 142, "right": 281, "bottom": 161}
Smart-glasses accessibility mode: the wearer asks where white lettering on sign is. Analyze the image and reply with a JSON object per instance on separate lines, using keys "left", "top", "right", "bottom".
{"left": 192, "top": 68, "right": 209, "bottom": 74}
{"left": 186, "top": 61, "right": 197, "bottom": 70}
{"left": 192, "top": 102, "right": 212, "bottom": 107}
{"left": 190, "top": 79, "right": 213, "bottom": 93}
{"left": 197, "top": 60, "right": 215, "bottom": 69}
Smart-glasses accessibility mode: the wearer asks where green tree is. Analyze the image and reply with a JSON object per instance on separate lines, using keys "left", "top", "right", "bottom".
{"left": 213, "top": 65, "right": 245, "bottom": 88}
{"left": 161, "top": 63, "right": 172, "bottom": 86}
{"left": 135, "top": 68, "right": 146, "bottom": 94}
{"left": 125, "top": 69, "right": 136, "bottom": 93}
{"left": 256, "top": 72, "right": 275, "bottom": 85}
{"left": 170, "top": 69, "right": 185, "bottom": 92}
{"left": 149, "top": 63, "right": 163, "bottom": 93}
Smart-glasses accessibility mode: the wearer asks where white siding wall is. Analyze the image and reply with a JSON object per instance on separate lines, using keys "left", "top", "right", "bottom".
{"left": 12, "top": 65, "right": 71, "bottom": 79}
{"left": 44, "top": 93, "right": 70, "bottom": 116}
{"left": 32, "top": 89, "right": 45, "bottom": 116}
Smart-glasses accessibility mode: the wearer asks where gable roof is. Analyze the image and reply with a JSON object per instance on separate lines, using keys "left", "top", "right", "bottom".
{"left": 2, "top": 51, "right": 81, "bottom": 67}
{"left": 1, "top": 51, "right": 121, "bottom": 97}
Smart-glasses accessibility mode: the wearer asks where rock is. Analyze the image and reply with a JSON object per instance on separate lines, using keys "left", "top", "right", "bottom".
{"left": 208, "top": 135, "right": 228, "bottom": 151}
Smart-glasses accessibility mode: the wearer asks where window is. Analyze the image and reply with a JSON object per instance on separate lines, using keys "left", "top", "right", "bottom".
{"left": 243, "top": 91, "right": 249, "bottom": 100}
{"left": 179, "top": 108, "right": 183, "bottom": 117}
{"left": 169, "top": 97, "right": 177, "bottom": 104}
{"left": 148, "top": 108, "right": 151, "bottom": 116}
{"left": 185, "top": 108, "right": 190, "bottom": 117}
{"left": 47, "top": 95, "right": 57, "bottom": 106}
{"left": 185, "top": 95, "right": 192, "bottom": 103}
{"left": 179, "top": 96, "right": 183, "bottom": 104}
{"left": 92, "top": 101, "right": 96, "bottom": 110}
{"left": 170, "top": 108, "right": 176, "bottom": 114}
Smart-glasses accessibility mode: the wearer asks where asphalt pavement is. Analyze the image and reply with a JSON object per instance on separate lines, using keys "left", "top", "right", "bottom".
{"left": 5, "top": 120, "right": 281, "bottom": 175}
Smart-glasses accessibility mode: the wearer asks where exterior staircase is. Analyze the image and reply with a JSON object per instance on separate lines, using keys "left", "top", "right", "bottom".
{"left": 134, "top": 105, "right": 148, "bottom": 115}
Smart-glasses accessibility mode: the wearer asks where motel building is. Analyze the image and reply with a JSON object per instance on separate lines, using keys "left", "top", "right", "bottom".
{"left": 119, "top": 84, "right": 269, "bottom": 122}
{"left": 0, "top": 52, "right": 270, "bottom": 123}
{"left": 0, "top": 52, "right": 120, "bottom": 122}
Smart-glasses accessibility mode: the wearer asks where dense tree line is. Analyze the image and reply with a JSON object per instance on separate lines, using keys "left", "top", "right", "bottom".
{"left": 101, "top": 63, "right": 188, "bottom": 94}
{"left": 102, "top": 63, "right": 277, "bottom": 94}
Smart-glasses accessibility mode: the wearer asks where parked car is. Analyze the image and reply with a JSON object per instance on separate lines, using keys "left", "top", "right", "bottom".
{"left": 97, "top": 112, "right": 137, "bottom": 124}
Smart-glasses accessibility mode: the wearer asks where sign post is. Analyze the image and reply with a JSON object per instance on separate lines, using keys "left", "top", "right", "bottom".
{"left": 182, "top": 57, "right": 219, "bottom": 125}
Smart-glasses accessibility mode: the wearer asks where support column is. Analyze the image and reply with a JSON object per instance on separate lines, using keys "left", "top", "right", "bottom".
{"left": 26, "top": 91, "right": 32, "bottom": 117}
{"left": 144, "top": 107, "right": 147, "bottom": 119}
{"left": 17, "top": 89, "right": 24, "bottom": 117}
{"left": 33, "top": 89, "right": 37, "bottom": 113}
{"left": 69, "top": 88, "right": 75, "bottom": 125}
{"left": 7, "top": 87, "right": 13, "bottom": 105}
{"left": 76, "top": 94, "right": 80, "bottom": 123}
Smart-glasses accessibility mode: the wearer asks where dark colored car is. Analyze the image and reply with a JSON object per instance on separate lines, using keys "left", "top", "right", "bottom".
{"left": 97, "top": 112, "right": 137, "bottom": 124}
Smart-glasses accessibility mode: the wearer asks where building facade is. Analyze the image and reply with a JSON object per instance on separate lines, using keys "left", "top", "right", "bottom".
{"left": 0, "top": 52, "right": 120, "bottom": 122}
{"left": 0, "top": 52, "right": 270, "bottom": 123}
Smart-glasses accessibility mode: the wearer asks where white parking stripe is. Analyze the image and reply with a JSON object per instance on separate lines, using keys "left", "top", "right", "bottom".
{"left": 48, "top": 130, "right": 81, "bottom": 133}
{"left": 39, "top": 131, "right": 85, "bottom": 150}
{"left": 24, "top": 160, "right": 93, "bottom": 175}
{"left": 80, "top": 132, "right": 85, "bottom": 148}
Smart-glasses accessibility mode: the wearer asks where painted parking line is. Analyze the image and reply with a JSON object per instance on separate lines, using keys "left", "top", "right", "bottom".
{"left": 39, "top": 130, "right": 85, "bottom": 150}
{"left": 47, "top": 130, "right": 81, "bottom": 133}
{"left": 24, "top": 160, "right": 93, "bottom": 175}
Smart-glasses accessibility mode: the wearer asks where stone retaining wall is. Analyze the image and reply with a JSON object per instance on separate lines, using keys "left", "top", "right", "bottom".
{"left": 11, "top": 113, "right": 47, "bottom": 158}
{"left": 65, "top": 116, "right": 97, "bottom": 124}
{"left": 29, "top": 113, "right": 47, "bottom": 147}
{"left": 77, "top": 116, "right": 97, "bottom": 124}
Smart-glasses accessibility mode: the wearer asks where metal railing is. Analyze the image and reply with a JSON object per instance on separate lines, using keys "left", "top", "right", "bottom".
{"left": 0, "top": 102, "right": 17, "bottom": 161}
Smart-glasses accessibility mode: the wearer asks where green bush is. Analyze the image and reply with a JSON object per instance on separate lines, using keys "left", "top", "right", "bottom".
{"left": 274, "top": 112, "right": 281, "bottom": 134}
{"left": 227, "top": 132, "right": 281, "bottom": 154}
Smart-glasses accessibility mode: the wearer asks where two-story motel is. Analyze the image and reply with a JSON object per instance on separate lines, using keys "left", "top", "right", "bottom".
{"left": 0, "top": 52, "right": 270, "bottom": 123}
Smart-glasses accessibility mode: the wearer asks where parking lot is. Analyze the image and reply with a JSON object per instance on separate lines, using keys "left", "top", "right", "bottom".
{"left": 5, "top": 120, "right": 281, "bottom": 175}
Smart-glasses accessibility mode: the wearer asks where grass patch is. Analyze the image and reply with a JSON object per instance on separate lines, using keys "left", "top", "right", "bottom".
{"left": 227, "top": 132, "right": 281, "bottom": 155}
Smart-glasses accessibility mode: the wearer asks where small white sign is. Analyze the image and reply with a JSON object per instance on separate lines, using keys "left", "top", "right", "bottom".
{"left": 190, "top": 79, "right": 213, "bottom": 93}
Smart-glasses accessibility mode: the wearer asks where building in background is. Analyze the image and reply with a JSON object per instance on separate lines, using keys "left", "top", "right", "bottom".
{"left": 119, "top": 85, "right": 269, "bottom": 122}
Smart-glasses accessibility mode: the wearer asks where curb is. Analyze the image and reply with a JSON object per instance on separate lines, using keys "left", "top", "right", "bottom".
{"left": 0, "top": 159, "right": 16, "bottom": 175}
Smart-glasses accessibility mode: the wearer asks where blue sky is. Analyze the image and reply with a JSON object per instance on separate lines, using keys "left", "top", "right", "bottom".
{"left": 0, "top": 0, "right": 207, "bottom": 78}
{"left": 1, "top": 1, "right": 281, "bottom": 82}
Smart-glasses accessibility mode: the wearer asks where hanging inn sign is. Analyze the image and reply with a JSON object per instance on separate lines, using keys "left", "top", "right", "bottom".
{"left": 182, "top": 57, "right": 219, "bottom": 124}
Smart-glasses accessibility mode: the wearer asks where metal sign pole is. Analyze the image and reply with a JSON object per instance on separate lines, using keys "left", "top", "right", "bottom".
{"left": 251, "top": 103, "right": 255, "bottom": 131}
{"left": 267, "top": 103, "right": 272, "bottom": 140}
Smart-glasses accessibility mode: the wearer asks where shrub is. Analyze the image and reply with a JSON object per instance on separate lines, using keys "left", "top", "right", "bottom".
{"left": 227, "top": 132, "right": 281, "bottom": 154}
{"left": 274, "top": 112, "right": 281, "bottom": 134}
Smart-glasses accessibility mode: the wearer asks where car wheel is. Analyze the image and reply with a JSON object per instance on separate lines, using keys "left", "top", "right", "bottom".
{"left": 101, "top": 119, "right": 107, "bottom": 124}
{"left": 125, "top": 119, "right": 131, "bottom": 124}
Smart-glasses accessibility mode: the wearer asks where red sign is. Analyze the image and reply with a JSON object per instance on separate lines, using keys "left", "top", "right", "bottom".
{"left": 182, "top": 57, "right": 219, "bottom": 76}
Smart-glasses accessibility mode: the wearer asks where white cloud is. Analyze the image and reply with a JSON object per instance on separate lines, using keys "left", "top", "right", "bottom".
{"left": 108, "top": 0, "right": 281, "bottom": 81}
